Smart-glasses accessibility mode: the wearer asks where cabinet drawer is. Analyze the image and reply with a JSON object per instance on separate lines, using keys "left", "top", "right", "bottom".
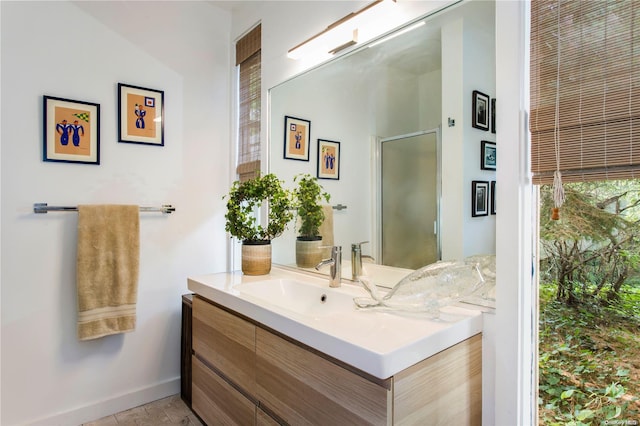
{"left": 192, "top": 355, "right": 256, "bottom": 426}
{"left": 192, "top": 296, "right": 256, "bottom": 398}
{"left": 256, "top": 328, "right": 392, "bottom": 425}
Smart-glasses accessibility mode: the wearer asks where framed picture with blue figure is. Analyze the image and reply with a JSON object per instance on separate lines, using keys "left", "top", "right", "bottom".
{"left": 481, "top": 140, "right": 496, "bottom": 170}
{"left": 317, "top": 139, "right": 340, "bottom": 180}
{"left": 43, "top": 95, "right": 100, "bottom": 164}
{"left": 283, "top": 115, "right": 310, "bottom": 161}
{"left": 118, "top": 83, "right": 164, "bottom": 146}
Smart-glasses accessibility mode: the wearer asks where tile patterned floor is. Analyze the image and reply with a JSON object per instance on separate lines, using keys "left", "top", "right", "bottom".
{"left": 82, "top": 394, "right": 202, "bottom": 426}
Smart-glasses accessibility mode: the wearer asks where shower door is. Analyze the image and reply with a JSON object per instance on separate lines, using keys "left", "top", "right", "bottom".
{"left": 379, "top": 130, "right": 440, "bottom": 269}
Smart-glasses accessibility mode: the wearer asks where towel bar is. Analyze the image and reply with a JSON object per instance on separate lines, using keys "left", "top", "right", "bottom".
{"left": 33, "top": 203, "right": 176, "bottom": 214}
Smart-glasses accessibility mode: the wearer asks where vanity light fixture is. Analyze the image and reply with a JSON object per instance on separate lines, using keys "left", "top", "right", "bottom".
{"left": 287, "top": 0, "right": 396, "bottom": 61}
{"left": 367, "top": 21, "right": 426, "bottom": 48}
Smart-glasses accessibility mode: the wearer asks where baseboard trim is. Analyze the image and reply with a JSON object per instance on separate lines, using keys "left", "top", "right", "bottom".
{"left": 25, "top": 377, "right": 180, "bottom": 426}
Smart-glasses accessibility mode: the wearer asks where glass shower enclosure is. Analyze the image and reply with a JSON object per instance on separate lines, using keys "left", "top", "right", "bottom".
{"left": 377, "top": 129, "right": 441, "bottom": 270}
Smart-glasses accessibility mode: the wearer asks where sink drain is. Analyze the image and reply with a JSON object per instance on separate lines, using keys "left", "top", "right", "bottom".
{"left": 320, "top": 294, "right": 327, "bottom": 303}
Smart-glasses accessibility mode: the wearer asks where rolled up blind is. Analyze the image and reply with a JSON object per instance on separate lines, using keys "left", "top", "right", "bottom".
{"left": 530, "top": 0, "right": 639, "bottom": 184}
{"left": 236, "top": 24, "right": 261, "bottom": 182}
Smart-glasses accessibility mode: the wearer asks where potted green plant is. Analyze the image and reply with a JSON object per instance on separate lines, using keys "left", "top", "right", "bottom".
{"left": 224, "top": 173, "right": 293, "bottom": 275}
{"left": 293, "top": 174, "right": 331, "bottom": 268}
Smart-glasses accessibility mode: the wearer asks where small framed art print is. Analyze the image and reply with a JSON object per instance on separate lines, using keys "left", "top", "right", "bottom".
{"left": 118, "top": 83, "right": 164, "bottom": 146}
{"left": 43, "top": 95, "right": 100, "bottom": 165}
{"left": 491, "top": 180, "right": 496, "bottom": 215}
{"left": 481, "top": 140, "right": 496, "bottom": 170}
{"left": 317, "top": 139, "right": 340, "bottom": 180}
{"left": 283, "top": 115, "right": 310, "bottom": 161}
{"left": 491, "top": 98, "right": 496, "bottom": 134}
{"left": 472, "top": 90, "right": 490, "bottom": 131}
{"left": 472, "top": 180, "right": 490, "bottom": 217}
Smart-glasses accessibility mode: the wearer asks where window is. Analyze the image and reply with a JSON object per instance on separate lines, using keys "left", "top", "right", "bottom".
{"left": 236, "top": 24, "right": 262, "bottom": 182}
{"left": 530, "top": 1, "right": 640, "bottom": 184}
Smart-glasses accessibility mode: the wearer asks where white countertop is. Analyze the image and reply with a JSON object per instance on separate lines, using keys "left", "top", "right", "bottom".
{"left": 188, "top": 266, "right": 483, "bottom": 379}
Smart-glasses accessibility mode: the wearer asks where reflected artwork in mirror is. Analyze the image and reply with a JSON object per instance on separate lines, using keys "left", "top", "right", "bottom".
{"left": 283, "top": 115, "right": 311, "bottom": 161}
{"left": 269, "top": 0, "right": 497, "bottom": 287}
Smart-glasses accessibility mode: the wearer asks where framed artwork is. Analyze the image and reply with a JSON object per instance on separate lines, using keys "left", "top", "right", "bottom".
{"left": 283, "top": 115, "right": 310, "bottom": 161}
{"left": 472, "top": 90, "right": 490, "bottom": 131}
{"left": 43, "top": 95, "right": 100, "bottom": 165}
{"left": 491, "top": 98, "right": 496, "bottom": 134}
{"left": 472, "top": 180, "right": 490, "bottom": 217}
{"left": 481, "top": 140, "right": 496, "bottom": 170}
{"left": 491, "top": 180, "right": 496, "bottom": 215}
{"left": 317, "top": 139, "right": 340, "bottom": 180}
{"left": 118, "top": 83, "right": 164, "bottom": 146}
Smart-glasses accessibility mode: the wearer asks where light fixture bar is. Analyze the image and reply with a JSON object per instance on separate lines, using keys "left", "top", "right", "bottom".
{"left": 328, "top": 29, "right": 358, "bottom": 55}
{"left": 287, "top": 0, "right": 395, "bottom": 60}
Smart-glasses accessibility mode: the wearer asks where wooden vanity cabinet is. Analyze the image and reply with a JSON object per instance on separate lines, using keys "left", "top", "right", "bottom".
{"left": 192, "top": 296, "right": 258, "bottom": 425}
{"left": 191, "top": 294, "right": 482, "bottom": 426}
{"left": 256, "top": 328, "right": 392, "bottom": 424}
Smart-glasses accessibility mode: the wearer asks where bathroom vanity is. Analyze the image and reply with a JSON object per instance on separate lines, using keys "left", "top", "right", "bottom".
{"left": 187, "top": 267, "right": 483, "bottom": 425}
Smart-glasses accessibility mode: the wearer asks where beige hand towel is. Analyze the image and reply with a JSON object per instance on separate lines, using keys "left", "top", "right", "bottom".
{"left": 319, "top": 205, "right": 334, "bottom": 257}
{"left": 76, "top": 205, "right": 140, "bottom": 340}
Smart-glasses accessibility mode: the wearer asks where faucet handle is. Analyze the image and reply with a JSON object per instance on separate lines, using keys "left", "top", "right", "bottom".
{"left": 351, "top": 241, "right": 369, "bottom": 250}
{"left": 319, "top": 245, "right": 342, "bottom": 257}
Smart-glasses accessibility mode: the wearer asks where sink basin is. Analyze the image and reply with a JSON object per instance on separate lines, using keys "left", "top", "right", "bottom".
{"left": 353, "top": 262, "right": 413, "bottom": 288}
{"left": 188, "top": 267, "right": 483, "bottom": 379}
{"left": 233, "top": 279, "right": 359, "bottom": 317}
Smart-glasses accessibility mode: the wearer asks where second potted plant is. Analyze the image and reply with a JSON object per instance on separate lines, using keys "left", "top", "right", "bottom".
{"left": 224, "top": 173, "right": 293, "bottom": 275}
{"left": 293, "top": 173, "right": 331, "bottom": 268}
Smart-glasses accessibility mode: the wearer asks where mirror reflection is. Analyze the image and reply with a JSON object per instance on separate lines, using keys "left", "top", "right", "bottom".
{"left": 269, "top": 0, "right": 496, "bottom": 284}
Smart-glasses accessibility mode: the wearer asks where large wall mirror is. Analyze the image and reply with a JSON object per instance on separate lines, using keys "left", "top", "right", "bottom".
{"left": 269, "top": 0, "right": 496, "bottom": 283}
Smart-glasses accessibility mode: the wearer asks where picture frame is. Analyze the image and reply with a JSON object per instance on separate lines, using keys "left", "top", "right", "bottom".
{"left": 472, "top": 180, "right": 490, "bottom": 217}
{"left": 118, "top": 83, "right": 164, "bottom": 146}
{"left": 43, "top": 95, "right": 100, "bottom": 165}
{"left": 283, "top": 115, "right": 311, "bottom": 161}
{"left": 481, "top": 140, "right": 496, "bottom": 170}
{"left": 472, "top": 90, "right": 490, "bottom": 131}
{"left": 491, "top": 98, "right": 496, "bottom": 134}
{"left": 491, "top": 180, "right": 496, "bottom": 215}
{"left": 317, "top": 139, "right": 340, "bottom": 180}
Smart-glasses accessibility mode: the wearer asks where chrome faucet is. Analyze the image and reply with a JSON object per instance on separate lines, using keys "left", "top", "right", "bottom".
{"left": 351, "top": 241, "right": 374, "bottom": 280}
{"left": 315, "top": 246, "right": 342, "bottom": 288}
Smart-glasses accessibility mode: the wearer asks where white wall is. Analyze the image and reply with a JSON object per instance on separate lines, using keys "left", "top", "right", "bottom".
{"left": 462, "top": 1, "right": 496, "bottom": 257}
{"left": 440, "top": 0, "right": 496, "bottom": 260}
{"left": 0, "top": 2, "right": 231, "bottom": 424}
{"left": 441, "top": 17, "right": 466, "bottom": 260}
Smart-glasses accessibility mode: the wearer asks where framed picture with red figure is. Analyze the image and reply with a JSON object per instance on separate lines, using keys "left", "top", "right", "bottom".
{"left": 283, "top": 115, "right": 310, "bottom": 161}
{"left": 118, "top": 83, "right": 164, "bottom": 146}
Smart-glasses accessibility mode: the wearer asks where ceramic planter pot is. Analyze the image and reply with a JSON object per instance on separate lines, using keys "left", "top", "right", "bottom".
{"left": 242, "top": 240, "right": 272, "bottom": 275}
{"left": 295, "top": 236, "right": 324, "bottom": 268}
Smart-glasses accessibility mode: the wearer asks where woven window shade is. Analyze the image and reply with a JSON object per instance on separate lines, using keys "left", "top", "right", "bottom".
{"left": 237, "top": 25, "right": 261, "bottom": 182}
{"left": 530, "top": 0, "right": 640, "bottom": 184}
{"left": 236, "top": 24, "right": 261, "bottom": 66}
